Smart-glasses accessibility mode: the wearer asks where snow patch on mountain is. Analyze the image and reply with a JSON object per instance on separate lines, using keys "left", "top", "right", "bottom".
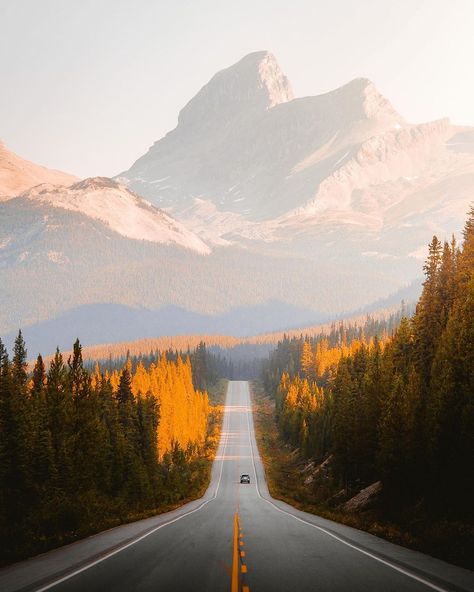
{"left": 172, "top": 198, "right": 276, "bottom": 245}
{"left": 47, "top": 251, "right": 70, "bottom": 264}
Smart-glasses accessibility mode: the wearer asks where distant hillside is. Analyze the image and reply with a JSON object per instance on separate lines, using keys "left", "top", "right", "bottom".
{"left": 43, "top": 302, "right": 413, "bottom": 367}
{"left": 1, "top": 197, "right": 413, "bottom": 342}
{"left": 6, "top": 300, "right": 329, "bottom": 356}
{"left": 19, "top": 177, "right": 210, "bottom": 253}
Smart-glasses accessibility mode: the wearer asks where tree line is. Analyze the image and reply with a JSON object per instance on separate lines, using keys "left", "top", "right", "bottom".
{"left": 263, "top": 207, "right": 474, "bottom": 522}
{"left": 0, "top": 337, "right": 213, "bottom": 563}
{"left": 262, "top": 310, "right": 406, "bottom": 395}
{"left": 97, "top": 340, "right": 266, "bottom": 389}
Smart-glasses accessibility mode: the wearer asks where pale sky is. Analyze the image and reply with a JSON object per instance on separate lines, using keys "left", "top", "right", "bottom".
{"left": 1, "top": 0, "right": 473, "bottom": 178}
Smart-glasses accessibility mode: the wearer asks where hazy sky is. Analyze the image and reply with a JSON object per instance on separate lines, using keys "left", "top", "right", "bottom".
{"left": 1, "top": 0, "right": 473, "bottom": 178}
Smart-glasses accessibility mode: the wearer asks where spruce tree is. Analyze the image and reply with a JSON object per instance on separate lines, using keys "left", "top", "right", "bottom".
{"left": 0, "top": 340, "right": 11, "bottom": 533}
{"left": 30, "top": 354, "right": 55, "bottom": 490}
{"left": 12, "top": 330, "right": 28, "bottom": 387}
{"left": 47, "top": 348, "right": 73, "bottom": 491}
{"left": 413, "top": 237, "right": 442, "bottom": 385}
{"left": 301, "top": 340, "right": 314, "bottom": 380}
{"left": 457, "top": 204, "right": 474, "bottom": 287}
{"left": 31, "top": 354, "right": 46, "bottom": 398}
{"left": 9, "top": 331, "right": 33, "bottom": 514}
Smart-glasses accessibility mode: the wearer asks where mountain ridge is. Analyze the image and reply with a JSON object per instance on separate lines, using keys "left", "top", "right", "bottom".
{"left": 119, "top": 50, "right": 474, "bottom": 249}
{"left": 0, "top": 139, "right": 78, "bottom": 199}
{"left": 19, "top": 176, "right": 210, "bottom": 254}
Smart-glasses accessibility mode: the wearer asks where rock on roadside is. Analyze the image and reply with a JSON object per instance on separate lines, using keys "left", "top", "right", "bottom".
{"left": 342, "top": 481, "right": 382, "bottom": 513}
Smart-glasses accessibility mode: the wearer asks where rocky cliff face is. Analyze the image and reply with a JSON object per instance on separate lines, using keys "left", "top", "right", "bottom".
{"left": 281, "top": 118, "right": 453, "bottom": 221}
{"left": 177, "top": 51, "right": 294, "bottom": 129}
{"left": 119, "top": 51, "right": 474, "bottom": 255}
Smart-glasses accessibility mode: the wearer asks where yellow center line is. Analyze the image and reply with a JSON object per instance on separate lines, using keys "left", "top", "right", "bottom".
{"left": 231, "top": 512, "right": 250, "bottom": 591}
{"left": 231, "top": 513, "right": 239, "bottom": 592}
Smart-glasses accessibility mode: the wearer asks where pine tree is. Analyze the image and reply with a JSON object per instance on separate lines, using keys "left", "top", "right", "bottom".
{"left": 377, "top": 373, "right": 408, "bottom": 500}
{"left": 116, "top": 367, "right": 143, "bottom": 503}
{"left": 12, "top": 330, "right": 28, "bottom": 387}
{"left": 430, "top": 275, "right": 474, "bottom": 511}
{"left": 331, "top": 359, "right": 357, "bottom": 487}
{"left": 68, "top": 338, "right": 85, "bottom": 397}
{"left": 8, "top": 331, "right": 33, "bottom": 512}
{"left": 437, "top": 239, "right": 458, "bottom": 328}
{"left": 413, "top": 236, "right": 443, "bottom": 385}
{"left": 47, "top": 348, "right": 73, "bottom": 491}
{"left": 31, "top": 354, "right": 46, "bottom": 398}
{"left": 457, "top": 204, "right": 474, "bottom": 287}
{"left": 30, "top": 354, "right": 55, "bottom": 490}
{"left": 301, "top": 340, "right": 314, "bottom": 380}
{"left": 0, "top": 340, "right": 11, "bottom": 532}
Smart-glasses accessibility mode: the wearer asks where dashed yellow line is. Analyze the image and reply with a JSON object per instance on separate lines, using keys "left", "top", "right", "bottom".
{"left": 231, "top": 513, "right": 239, "bottom": 592}
{"left": 231, "top": 512, "right": 250, "bottom": 591}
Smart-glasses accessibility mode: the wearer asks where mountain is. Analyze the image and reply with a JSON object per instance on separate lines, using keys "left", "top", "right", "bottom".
{"left": 120, "top": 51, "right": 474, "bottom": 257}
{"left": 18, "top": 177, "right": 210, "bottom": 253}
{"left": 3, "top": 51, "right": 473, "bottom": 352}
{"left": 2, "top": 192, "right": 409, "bottom": 345}
{"left": 0, "top": 139, "right": 77, "bottom": 199}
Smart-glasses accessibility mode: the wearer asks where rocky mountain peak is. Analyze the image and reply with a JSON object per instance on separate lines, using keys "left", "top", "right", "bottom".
{"left": 177, "top": 51, "right": 293, "bottom": 128}
{"left": 330, "top": 77, "right": 402, "bottom": 124}
{"left": 70, "top": 176, "right": 122, "bottom": 192}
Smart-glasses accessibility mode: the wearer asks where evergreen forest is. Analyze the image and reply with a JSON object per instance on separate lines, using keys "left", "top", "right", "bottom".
{"left": 0, "top": 337, "right": 217, "bottom": 563}
{"left": 262, "top": 207, "right": 474, "bottom": 561}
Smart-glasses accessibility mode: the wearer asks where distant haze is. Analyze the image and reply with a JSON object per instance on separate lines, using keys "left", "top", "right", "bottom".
{"left": 1, "top": 0, "right": 473, "bottom": 178}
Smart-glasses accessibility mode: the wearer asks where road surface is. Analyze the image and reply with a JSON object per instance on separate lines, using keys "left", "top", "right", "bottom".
{"left": 1, "top": 381, "right": 473, "bottom": 592}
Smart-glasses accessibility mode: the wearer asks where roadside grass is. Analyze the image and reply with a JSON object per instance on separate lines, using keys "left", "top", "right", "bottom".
{"left": 250, "top": 380, "right": 474, "bottom": 571}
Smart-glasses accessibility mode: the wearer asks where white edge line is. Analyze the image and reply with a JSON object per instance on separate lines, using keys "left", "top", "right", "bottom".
{"left": 33, "top": 385, "right": 233, "bottom": 592}
{"left": 244, "top": 383, "right": 451, "bottom": 592}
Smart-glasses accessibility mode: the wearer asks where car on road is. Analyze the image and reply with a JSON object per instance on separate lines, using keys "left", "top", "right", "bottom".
{"left": 240, "top": 474, "right": 250, "bottom": 484}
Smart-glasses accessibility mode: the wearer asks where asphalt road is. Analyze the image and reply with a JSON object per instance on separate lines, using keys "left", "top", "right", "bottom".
{"left": 1, "top": 381, "right": 473, "bottom": 592}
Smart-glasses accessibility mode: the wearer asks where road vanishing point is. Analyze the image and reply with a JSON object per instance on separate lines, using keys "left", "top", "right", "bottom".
{"left": 1, "top": 381, "right": 473, "bottom": 592}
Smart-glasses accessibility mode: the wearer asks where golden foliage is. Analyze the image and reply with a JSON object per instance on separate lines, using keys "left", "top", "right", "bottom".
{"left": 107, "top": 354, "right": 209, "bottom": 459}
